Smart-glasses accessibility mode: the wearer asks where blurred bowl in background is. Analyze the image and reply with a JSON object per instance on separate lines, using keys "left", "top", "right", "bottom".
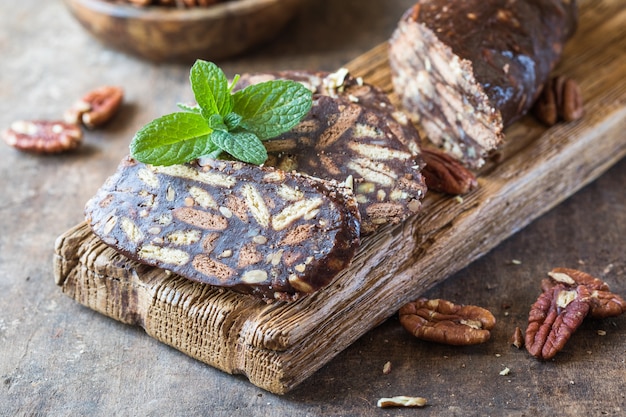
{"left": 63, "top": 0, "right": 302, "bottom": 62}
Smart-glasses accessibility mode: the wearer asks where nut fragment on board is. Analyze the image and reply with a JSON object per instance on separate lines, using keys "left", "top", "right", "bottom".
{"left": 2, "top": 120, "right": 82, "bottom": 153}
{"left": 382, "top": 361, "right": 392, "bottom": 375}
{"left": 377, "top": 396, "right": 427, "bottom": 408}
{"left": 532, "top": 76, "right": 584, "bottom": 126}
{"left": 399, "top": 298, "right": 496, "bottom": 345}
{"left": 525, "top": 268, "right": 625, "bottom": 360}
{"left": 65, "top": 85, "right": 124, "bottom": 129}
{"left": 510, "top": 326, "right": 524, "bottom": 349}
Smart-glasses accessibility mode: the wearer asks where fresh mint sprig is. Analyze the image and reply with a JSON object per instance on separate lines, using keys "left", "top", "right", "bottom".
{"left": 130, "top": 60, "right": 312, "bottom": 166}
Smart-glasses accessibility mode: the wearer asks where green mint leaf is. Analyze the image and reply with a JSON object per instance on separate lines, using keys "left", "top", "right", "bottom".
{"left": 190, "top": 60, "right": 233, "bottom": 119}
{"left": 207, "top": 114, "right": 227, "bottom": 131}
{"left": 204, "top": 148, "right": 223, "bottom": 160}
{"left": 210, "top": 130, "right": 267, "bottom": 165}
{"left": 130, "top": 112, "right": 217, "bottom": 166}
{"left": 130, "top": 61, "right": 313, "bottom": 167}
{"left": 224, "top": 112, "right": 242, "bottom": 130}
{"left": 228, "top": 74, "right": 240, "bottom": 93}
{"left": 176, "top": 103, "right": 201, "bottom": 113}
{"left": 232, "top": 80, "right": 312, "bottom": 140}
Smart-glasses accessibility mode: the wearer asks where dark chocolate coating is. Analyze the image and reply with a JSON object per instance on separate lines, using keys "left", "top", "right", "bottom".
{"left": 407, "top": 0, "right": 578, "bottom": 127}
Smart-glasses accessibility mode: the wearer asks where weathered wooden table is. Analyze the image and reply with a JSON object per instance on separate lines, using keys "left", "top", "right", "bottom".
{"left": 1, "top": 1, "right": 624, "bottom": 416}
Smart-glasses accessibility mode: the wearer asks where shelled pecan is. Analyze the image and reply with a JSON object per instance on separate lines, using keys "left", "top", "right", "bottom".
{"left": 65, "top": 86, "right": 124, "bottom": 129}
{"left": 532, "top": 76, "right": 584, "bottom": 126}
{"left": 399, "top": 298, "right": 496, "bottom": 345}
{"left": 546, "top": 268, "right": 626, "bottom": 319}
{"left": 420, "top": 147, "right": 478, "bottom": 195}
{"left": 2, "top": 120, "right": 82, "bottom": 153}
{"left": 525, "top": 268, "right": 625, "bottom": 360}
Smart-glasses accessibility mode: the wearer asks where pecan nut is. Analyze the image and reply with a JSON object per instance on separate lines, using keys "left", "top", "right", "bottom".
{"left": 2, "top": 120, "right": 82, "bottom": 153}
{"left": 65, "top": 86, "right": 123, "bottom": 129}
{"left": 560, "top": 78, "right": 584, "bottom": 122}
{"left": 525, "top": 268, "right": 625, "bottom": 360}
{"left": 547, "top": 268, "right": 626, "bottom": 319}
{"left": 532, "top": 76, "right": 584, "bottom": 126}
{"left": 398, "top": 298, "right": 496, "bottom": 345}
{"left": 420, "top": 147, "right": 478, "bottom": 195}
{"left": 525, "top": 283, "right": 591, "bottom": 360}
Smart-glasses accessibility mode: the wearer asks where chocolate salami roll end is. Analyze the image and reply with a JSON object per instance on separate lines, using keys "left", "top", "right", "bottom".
{"left": 389, "top": 0, "right": 578, "bottom": 169}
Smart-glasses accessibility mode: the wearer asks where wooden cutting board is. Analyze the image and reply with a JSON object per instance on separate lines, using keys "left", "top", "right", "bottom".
{"left": 53, "top": 0, "right": 626, "bottom": 395}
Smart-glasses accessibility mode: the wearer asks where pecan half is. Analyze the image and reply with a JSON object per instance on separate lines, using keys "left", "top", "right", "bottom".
{"left": 547, "top": 268, "right": 626, "bottom": 319}
{"left": 532, "top": 76, "right": 584, "bottom": 126}
{"left": 65, "top": 86, "right": 123, "bottom": 129}
{"left": 525, "top": 268, "right": 625, "bottom": 360}
{"left": 399, "top": 298, "right": 496, "bottom": 345}
{"left": 2, "top": 120, "right": 82, "bottom": 153}
{"left": 525, "top": 283, "right": 591, "bottom": 360}
{"left": 420, "top": 147, "right": 478, "bottom": 195}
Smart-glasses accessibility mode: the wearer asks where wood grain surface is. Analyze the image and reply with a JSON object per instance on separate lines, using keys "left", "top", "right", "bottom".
{"left": 2, "top": 0, "right": 625, "bottom": 415}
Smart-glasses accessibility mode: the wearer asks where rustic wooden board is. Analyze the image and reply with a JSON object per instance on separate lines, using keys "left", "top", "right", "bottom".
{"left": 53, "top": 1, "right": 626, "bottom": 395}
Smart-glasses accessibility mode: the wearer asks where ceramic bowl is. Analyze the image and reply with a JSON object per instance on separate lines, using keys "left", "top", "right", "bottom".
{"left": 64, "top": 0, "right": 302, "bottom": 62}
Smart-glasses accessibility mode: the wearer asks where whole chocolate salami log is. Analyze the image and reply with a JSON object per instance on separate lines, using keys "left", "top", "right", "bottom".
{"left": 85, "top": 157, "right": 360, "bottom": 302}
{"left": 237, "top": 70, "right": 427, "bottom": 234}
{"left": 389, "top": 0, "right": 578, "bottom": 168}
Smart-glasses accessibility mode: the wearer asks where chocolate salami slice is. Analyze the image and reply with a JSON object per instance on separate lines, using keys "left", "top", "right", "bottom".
{"left": 237, "top": 70, "right": 427, "bottom": 234}
{"left": 389, "top": 0, "right": 578, "bottom": 168}
{"left": 85, "top": 157, "right": 360, "bottom": 302}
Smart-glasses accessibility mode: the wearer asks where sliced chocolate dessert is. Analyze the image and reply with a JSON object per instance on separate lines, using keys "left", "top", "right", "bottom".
{"left": 237, "top": 70, "right": 427, "bottom": 234}
{"left": 85, "top": 157, "right": 361, "bottom": 302}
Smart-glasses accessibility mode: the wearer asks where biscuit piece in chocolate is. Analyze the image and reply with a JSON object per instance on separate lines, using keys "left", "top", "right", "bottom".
{"left": 389, "top": 0, "right": 578, "bottom": 168}
{"left": 85, "top": 157, "right": 361, "bottom": 302}
{"left": 237, "top": 70, "right": 427, "bottom": 234}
